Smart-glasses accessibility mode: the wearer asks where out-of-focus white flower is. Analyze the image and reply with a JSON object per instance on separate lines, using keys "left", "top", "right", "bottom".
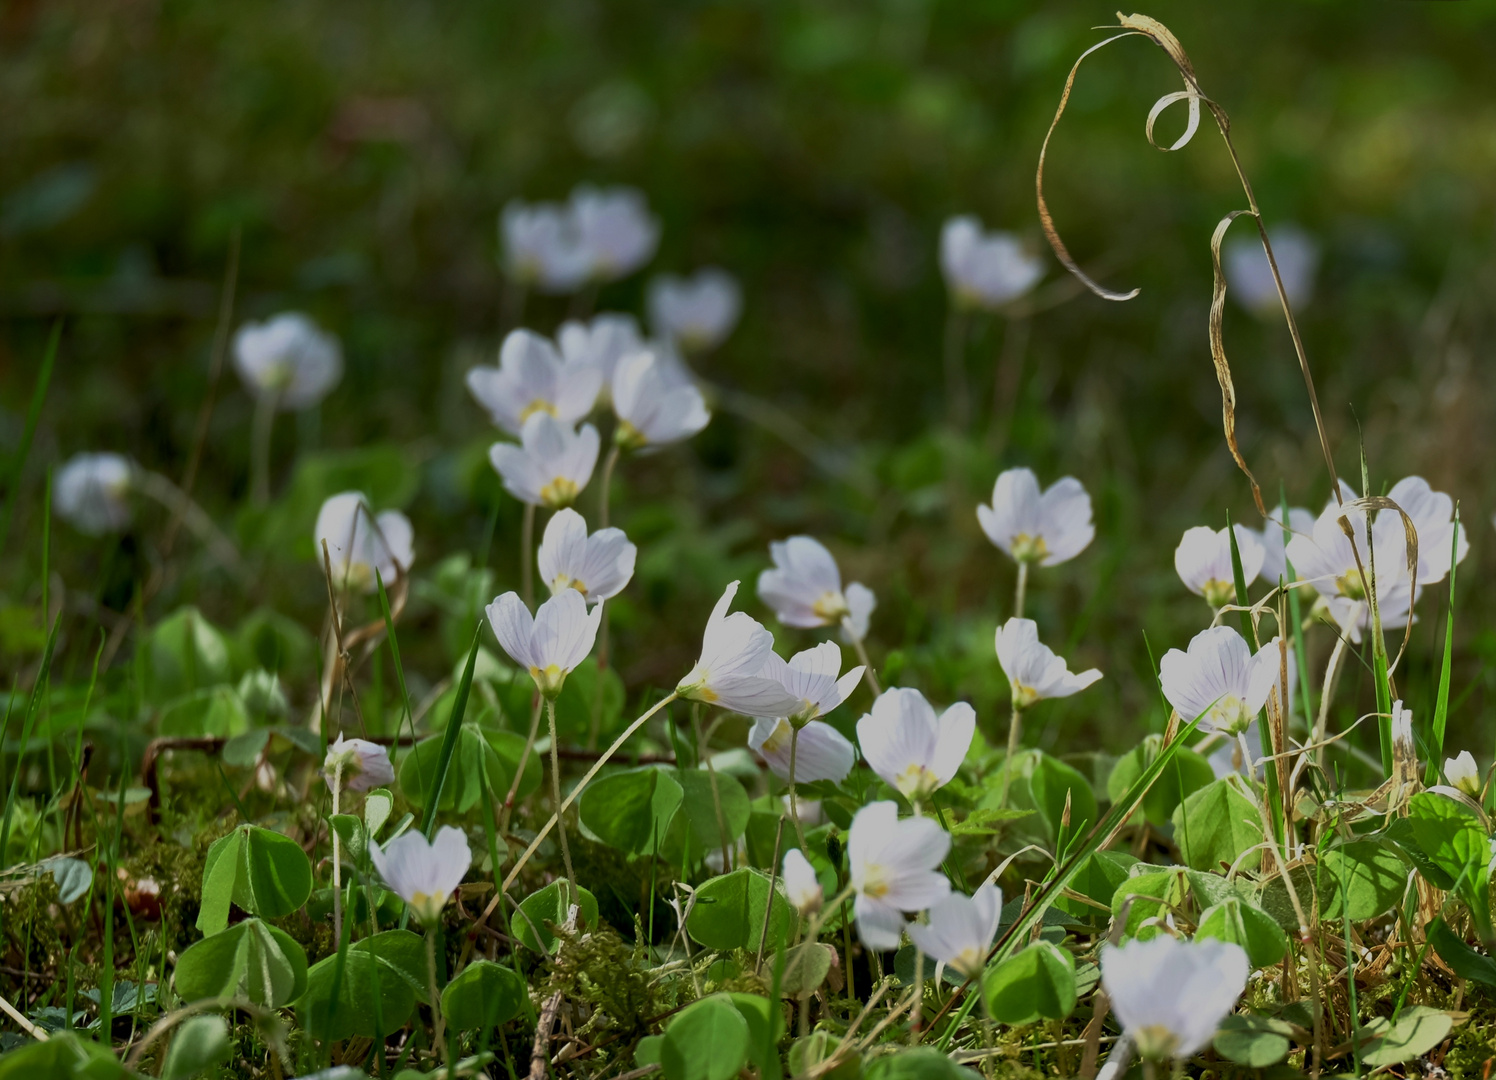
{"left": 782, "top": 849, "right": 823, "bottom": 915}
{"left": 847, "top": 800, "right": 951, "bottom": 950}
{"left": 758, "top": 641, "right": 864, "bottom": 724}
{"left": 1447, "top": 751, "right": 1481, "bottom": 797}
{"left": 977, "top": 468, "right": 1094, "bottom": 566}
{"left": 906, "top": 880, "right": 1003, "bottom": 978}
{"left": 677, "top": 581, "right": 804, "bottom": 717}
{"left": 558, "top": 312, "right": 644, "bottom": 389}
{"left": 232, "top": 313, "right": 343, "bottom": 410}
{"left": 842, "top": 583, "right": 877, "bottom": 645}
{"left": 55, "top": 452, "right": 134, "bottom": 535}
{"left": 537, "top": 507, "right": 635, "bottom": 605}
{"left": 757, "top": 537, "right": 878, "bottom": 647}
{"left": 611, "top": 349, "right": 710, "bottom": 450}
{"left": 940, "top": 216, "right": 1044, "bottom": 311}
{"left": 467, "top": 329, "right": 603, "bottom": 437}
{"left": 857, "top": 687, "right": 974, "bottom": 802}
{"left": 1100, "top": 936, "right": 1249, "bottom": 1060}
{"left": 501, "top": 199, "right": 589, "bottom": 293}
{"left": 315, "top": 491, "right": 415, "bottom": 592}
{"left": 1257, "top": 506, "right": 1315, "bottom": 583}
{"left": 1224, "top": 224, "right": 1318, "bottom": 315}
{"left": 571, "top": 185, "right": 659, "bottom": 282}
{"left": 782, "top": 795, "right": 824, "bottom": 824}
{"left": 489, "top": 413, "right": 601, "bottom": 509}
{"left": 647, "top": 268, "right": 742, "bottom": 353}
{"left": 1159, "top": 627, "right": 1278, "bottom": 736}
{"left": 995, "top": 618, "right": 1102, "bottom": 709}
{"left": 487, "top": 588, "right": 603, "bottom": 698}
{"left": 749, "top": 717, "right": 855, "bottom": 784}
{"left": 369, "top": 826, "right": 473, "bottom": 927}
{"left": 323, "top": 734, "right": 395, "bottom": 793}
{"left": 1174, "top": 525, "right": 1264, "bottom": 608}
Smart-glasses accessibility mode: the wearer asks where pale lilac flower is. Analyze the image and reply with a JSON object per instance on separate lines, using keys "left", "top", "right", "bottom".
{"left": 1256, "top": 506, "right": 1315, "bottom": 583}
{"left": 488, "top": 413, "right": 600, "bottom": 509}
{"left": 571, "top": 185, "right": 659, "bottom": 282}
{"left": 647, "top": 268, "right": 742, "bottom": 353}
{"left": 757, "top": 641, "right": 864, "bottom": 723}
{"left": 842, "top": 583, "right": 877, "bottom": 646}
{"left": 977, "top": 468, "right": 1093, "bottom": 566}
{"left": 1224, "top": 224, "right": 1317, "bottom": 315}
{"left": 323, "top": 734, "right": 395, "bottom": 793}
{"left": 315, "top": 491, "right": 414, "bottom": 592}
{"left": 369, "top": 826, "right": 473, "bottom": 927}
{"left": 906, "top": 880, "right": 1003, "bottom": 978}
{"left": 1158, "top": 627, "right": 1278, "bottom": 736}
{"left": 466, "top": 329, "right": 603, "bottom": 437}
{"left": 940, "top": 216, "right": 1044, "bottom": 310}
{"left": 1101, "top": 936, "right": 1249, "bottom": 1060}
{"left": 994, "top": 618, "right": 1102, "bottom": 708}
{"left": 232, "top": 313, "right": 342, "bottom": 409}
{"left": 782, "top": 849, "right": 823, "bottom": 915}
{"left": 500, "top": 199, "right": 588, "bottom": 293}
{"left": 847, "top": 801, "right": 951, "bottom": 950}
{"left": 757, "top": 537, "right": 877, "bottom": 648}
{"left": 676, "top": 581, "right": 803, "bottom": 717}
{"left": 537, "top": 507, "right": 635, "bottom": 605}
{"left": 611, "top": 349, "right": 710, "bottom": 449}
{"left": 1174, "top": 525, "right": 1264, "bottom": 608}
{"left": 1446, "top": 751, "right": 1481, "bottom": 797}
{"left": 749, "top": 717, "right": 855, "bottom": 784}
{"left": 487, "top": 589, "right": 603, "bottom": 698}
{"left": 856, "top": 687, "right": 974, "bottom": 802}
{"left": 56, "top": 452, "right": 133, "bottom": 535}
{"left": 558, "top": 312, "right": 644, "bottom": 389}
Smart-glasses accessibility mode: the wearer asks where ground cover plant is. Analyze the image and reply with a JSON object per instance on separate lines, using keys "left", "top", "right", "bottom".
{"left": 6, "top": 4, "right": 1496, "bottom": 1079}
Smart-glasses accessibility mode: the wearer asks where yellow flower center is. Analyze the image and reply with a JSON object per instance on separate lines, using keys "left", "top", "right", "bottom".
{"left": 759, "top": 719, "right": 793, "bottom": 755}
{"left": 530, "top": 663, "right": 568, "bottom": 699}
{"left": 1206, "top": 694, "right": 1253, "bottom": 735}
{"left": 1010, "top": 533, "right": 1048, "bottom": 563}
{"left": 1335, "top": 570, "right": 1366, "bottom": 601}
{"left": 896, "top": 764, "right": 939, "bottom": 800}
{"left": 614, "top": 420, "right": 647, "bottom": 451}
{"left": 811, "top": 590, "right": 849, "bottom": 623}
{"left": 520, "top": 399, "right": 558, "bottom": 423}
{"left": 1133, "top": 1025, "right": 1182, "bottom": 1062}
{"left": 1201, "top": 578, "right": 1237, "bottom": 608}
{"left": 408, "top": 889, "right": 448, "bottom": 927}
{"left": 552, "top": 574, "right": 588, "bottom": 597}
{"left": 540, "top": 476, "right": 579, "bottom": 509}
{"left": 1011, "top": 682, "right": 1040, "bottom": 710}
{"left": 861, "top": 865, "right": 890, "bottom": 899}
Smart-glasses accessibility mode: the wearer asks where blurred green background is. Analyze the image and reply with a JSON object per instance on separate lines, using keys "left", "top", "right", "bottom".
{"left": 4, "top": 0, "right": 1496, "bottom": 766}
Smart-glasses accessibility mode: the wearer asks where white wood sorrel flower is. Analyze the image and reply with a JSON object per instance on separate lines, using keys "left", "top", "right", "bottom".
{"left": 558, "top": 312, "right": 644, "bottom": 390}
{"left": 467, "top": 328, "right": 603, "bottom": 437}
{"left": 323, "top": 734, "right": 395, "bottom": 793}
{"left": 757, "top": 536, "right": 877, "bottom": 645}
{"left": 1159, "top": 626, "right": 1278, "bottom": 736}
{"left": 537, "top": 507, "right": 636, "bottom": 605}
{"left": 1256, "top": 506, "right": 1314, "bottom": 583}
{"left": 857, "top": 687, "right": 974, "bottom": 802}
{"left": 56, "top": 452, "right": 134, "bottom": 535}
{"left": 906, "top": 879, "right": 1003, "bottom": 978}
{"left": 1101, "top": 936, "right": 1249, "bottom": 1060}
{"left": 611, "top": 349, "right": 711, "bottom": 450}
{"left": 1173, "top": 524, "right": 1264, "bottom": 608}
{"left": 489, "top": 413, "right": 601, "bottom": 509}
{"left": 501, "top": 199, "right": 588, "bottom": 293}
{"left": 940, "top": 216, "right": 1043, "bottom": 311}
{"left": 315, "top": 492, "right": 414, "bottom": 593}
{"left": 1224, "top": 223, "right": 1317, "bottom": 314}
{"left": 677, "top": 581, "right": 803, "bottom": 717}
{"left": 488, "top": 588, "right": 603, "bottom": 699}
{"left": 647, "top": 268, "right": 742, "bottom": 353}
{"left": 781, "top": 848, "right": 823, "bottom": 915}
{"left": 571, "top": 184, "right": 660, "bottom": 282}
{"left": 977, "top": 467, "right": 1093, "bottom": 566}
{"left": 995, "top": 618, "right": 1103, "bottom": 708}
{"left": 1447, "top": 751, "right": 1481, "bottom": 797}
{"left": 749, "top": 717, "right": 855, "bottom": 784}
{"left": 848, "top": 800, "right": 951, "bottom": 950}
{"left": 232, "top": 312, "right": 343, "bottom": 410}
{"left": 369, "top": 826, "right": 473, "bottom": 928}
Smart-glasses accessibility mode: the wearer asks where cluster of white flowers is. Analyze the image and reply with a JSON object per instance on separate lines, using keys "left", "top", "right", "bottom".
{"left": 502, "top": 185, "right": 660, "bottom": 292}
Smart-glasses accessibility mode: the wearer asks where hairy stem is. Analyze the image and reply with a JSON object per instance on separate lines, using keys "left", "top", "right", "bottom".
{"left": 545, "top": 697, "right": 577, "bottom": 900}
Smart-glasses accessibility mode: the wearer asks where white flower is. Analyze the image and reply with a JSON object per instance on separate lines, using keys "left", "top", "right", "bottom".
{"left": 369, "top": 826, "right": 473, "bottom": 927}
{"left": 611, "top": 349, "right": 710, "bottom": 450}
{"left": 940, "top": 216, "right": 1044, "bottom": 311}
{"left": 783, "top": 795, "right": 824, "bottom": 825}
{"left": 466, "top": 329, "right": 603, "bottom": 437}
{"left": 537, "top": 508, "right": 635, "bottom": 605}
{"left": 487, "top": 589, "right": 603, "bottom": 698}
{"left": 758, "top": 641, "right": 865, "bottom": 723}
{"left": 1447, "top": 751, "right": 1481, "bottom": 797}
{"left": 323, "top": 734, "right": 395, "bottom": 793}
{"left": 488, "top": 413, "right": 601, "bottom": 509}
{"left": 1257, "top": 506, "right": 1315, "bottom": 583}
{"left": 500, "top": 199, "right": 588, "bottom": 293}
{"left": 1174, "top": 525, "right": 1264, "bottom": 608}
{"left": 1206, "top": 639, "right": 1295, "bottom": 779}
{"left": 906, "top": 880, "right": 1003, "bottom": 978}
{"left": 977, "top": 468, "right": 1094, "bottom": 566}
{"left": 995, "top": 618, "right": 1103, "bottom": 709}
{"left": 1102, "top": 936, "right": 1249, "bottom": 1060}
{"left": 571, "top": 185, "right": 660, "bottom": 282}
{"left": 757, "top": 537, "right": 876, "bottom": 648}
{"left": 232, "top": 312, "right": 342, "bottom": 409}
{"left": 1158, "top": 627, "right": 1279, "bottom": 736}
{"left": 558, "top": 312, "right": 644, "bottom": 389}
{"left": 847, "top": 801, "right": 951, "bottom": 950}
{"left": 856, "top": 687, "right": 974, "bottom": 802}
{"left": 749, "top": 718, "right": 856, "bottom": 784}
{"left": 782, "top": 849, "right": 823, "bottom": 915}
{"left": 1224, "top": 224, "right": 1318, "bottom": 315}
{"left": 55, "top": 452, "right": 133, "bottom": 535}
{"left": 647, "top": 268, "right": 742, "bottom": 353}
{"left": 677, "top": 581, "right": 804, "bottom": 717}
{"left": 314, "top": 491, "right": 415, "bottom": 592}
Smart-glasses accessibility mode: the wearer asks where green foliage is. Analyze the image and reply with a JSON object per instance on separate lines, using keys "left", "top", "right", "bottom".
{"left": 1400, "top": 793, "right": 1493, "bottom": 940}
{"left": 862, "top": 1047, "right": 981, "bottom": 1080}
{"left": 1003, "top": 750, "right": 1097, "bottom": 844}
{"left": 777, "top": 941, "right": 834, "bottom": 997}
{"left": 1360, "top": 1006, "right": 1455, "bottom": 1067}
{"left": 982, "top": 940, "right": 1077, "bottom": 1025}
{"left": 686, "top": 868, "right": 795, "bottom": 952}
{"left": 174, "top": 917, "right": 309, "bottom": 1007}
{"left": 1195, "top": 897, "right": 1288, "bottom": 968}
{"left": 1110, "top": 868, "right": 1187, "bottom": 941}
{"left": 661, "top": 769, "right": 752, "bottom": 865}
{"left": 661, "top": 994, "right": 750, "bottom": 1080}
{"left": 789, "top": 1031, "right": 860, "bottom": 1080}
{"left": 726, "top": 993, "right": 784, "bottom": 1080}
{"left": 146, "top": 607, "right": 231, "bottom": 702}
{"left": 578, "top": 766, "right": 683, "bottom": 855}
{"left": 1106, "top": 735, "right": 1214, "bottom": 826}
{"left": 161, "top": 1015, "right": 232, "bottom": 1080}
{"left": 441, "top": 960, "right": 528, "bottom": 1030}
{"left": 1171, "top": 777, "right": 1264, "bottom": 873}
{"left": 0, "top": 1032, "right": 130, "bottom": 1078}
{"left": 196, "top": 823, "right": 314, "bottom": 935}
{"left": 1214, "top": 1014, "right": 1293, "bottom": 1068}
{"left": 397, "top": 726, "right": 509, "bottom": 814}
{"left": 297, "top": 930, "right": 428, "bottom": 1040}
{"left": 513, "top": 880, "right": 600, "bottom": 954}
{"left": 1316, "top": 840, "right": 1409, "bottom": 923}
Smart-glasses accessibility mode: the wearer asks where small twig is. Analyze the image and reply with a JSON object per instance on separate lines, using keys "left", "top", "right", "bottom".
{"left": 0, "top": 989, "right": 46, "bottom": 1041}
{"left": 530, "top": 991, "right": 564, "bottom": 1080}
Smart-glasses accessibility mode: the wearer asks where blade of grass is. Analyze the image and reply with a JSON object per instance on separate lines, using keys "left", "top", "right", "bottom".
{"left": 0, "top": 322, "right": 60, "bottom": 560}
{"left": 1426, "top": 505, "right": 1460, "bottom": 785}
{"left": 424, "top": 622, "right": 484, "bottom": 839}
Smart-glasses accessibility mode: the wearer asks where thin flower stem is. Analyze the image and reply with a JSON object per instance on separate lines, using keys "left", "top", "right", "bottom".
{"left": 787, "top": 727, "right": 810, "bottom": 856}
{"left": 521, "top": 502, "right": 536, "bottom": 608}
{"left": 1314, "top": 630, "right": 1351, "bottom": 772}
{"left": 331, "top": 769, "right": 343, "bottom": 945}
{"left": 500, "top": 694, "right": 544, "bottom": 833}
{"left": 545, "top": 696, "right": 578, "bottom": 901}
{"left": 943, "top": 307, "right": 971, "bottom": 430}
{"left": 426, "top": 926, "right": 448, "bottom": 1068}
{"left": 1001, "top": 704, "right": 1025, "bottom": 805}
{"left": 250, "top": 391, "right": 278, "bottom": 507}
{"left": 598, "top": 443, "right": 621, "bottom": 529}
{"left": 591, "top": 446, "right": 623, "bottom": 751}
{"left": 1014, "top": 561, "right": 1029, "bottom": 621}
{"left": 851, "top": 635, "right": 882, "bottom": 697}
